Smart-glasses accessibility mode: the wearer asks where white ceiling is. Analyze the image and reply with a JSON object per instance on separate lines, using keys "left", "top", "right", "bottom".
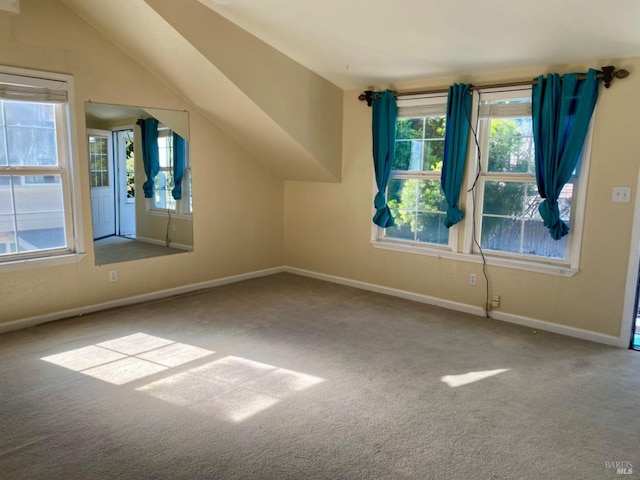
{"left": 198, "top": 0, "right": 640, "bottom": 89}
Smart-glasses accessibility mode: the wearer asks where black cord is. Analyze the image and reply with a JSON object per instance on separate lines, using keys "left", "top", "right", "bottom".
{"left": 464, "top": 93, "right": 491, "bottom": 318}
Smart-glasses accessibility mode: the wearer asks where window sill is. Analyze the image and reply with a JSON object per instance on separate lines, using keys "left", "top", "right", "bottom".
{"left": 0, "top": 251, "right": 86, "bottom": 273}
{"left": 371, "top": 240, "right": 578, "bottom": 277}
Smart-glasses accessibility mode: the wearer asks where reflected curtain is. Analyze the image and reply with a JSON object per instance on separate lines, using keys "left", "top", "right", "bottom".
{"left": 172, "top": 132, "right": 186, "bottom": 200}
{"left": 371, "top": 90, "right": 398, "bottom": 228}
{"left": 441, "top": 83, "right": 472, "bottom": 228}
{"left": 532, "top": 69, "right": 600, "bottom": 240}
{"left": 137, "top": 118, "right": 159, "bottom": 198}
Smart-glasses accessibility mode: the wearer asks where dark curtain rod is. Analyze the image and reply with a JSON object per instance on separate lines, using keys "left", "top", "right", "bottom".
{"left": 358, "top": 66, "right": 629, "bottom": 106}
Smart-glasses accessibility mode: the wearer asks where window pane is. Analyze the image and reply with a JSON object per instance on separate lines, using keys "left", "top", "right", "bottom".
{"left": 481, "top": 180, "right": 569, "bottom": 259}
{"left": 396, "top": 118, "right": 424, "bottom": 140}
{"left": 482, "top": 181, "right": 526, "bottom": 216}
{"left": 0, "top": 130, "right": 6, "bottom": 166}
{"left": 522, "top": 219, "right": 568, "bottom": 259}
{"left": 385, "top": 178, "right": 448, "bottom": 246}
{"left": 157, "top": 135, "right": 172, "bottom": 168}
{"left": 487, "top": 117, "right": 534, "bottom": 174}
{"left": 154, "top": 170, "right": 175, "bottom": 210}
{"left": 7, "top": 126, "right": 57, "bottom": 166}
{"left": 0, "top": 213, "right": 17, "bottom": 256}
{"left": 424, "top": 116, "right": 446, "bottom": 139}
{"left": 393, "top": 140, "right": 422, "bottom": 171}
{"left": 0, "top": 176, "right": 11, "bottom": 214}
{"left": 385, "top": 210, "right": 415, "bottom": 240}
{"left": 417, "top": 179, "right": 446, "bottom": 212}
{"left": 481, "top": 216, "right": 521, "bottom": 254}
{"left": 14, "top": 175, "right": 64, "bottom": 212}
{"left": 416, "top": 212, "right": 448, "bottom": 244}
{"left": 423, "top": 139, "right": 444, "bottom": 171}
{"left": 5, "top": 102, "right": 55, "bottom": 128}
{"left": 11, "top": 175, "right": 66, "bottom": 253}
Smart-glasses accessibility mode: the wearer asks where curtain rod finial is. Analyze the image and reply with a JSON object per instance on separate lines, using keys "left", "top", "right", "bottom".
{"left": 601, "top": 66, "right": 615, "bottom": 88}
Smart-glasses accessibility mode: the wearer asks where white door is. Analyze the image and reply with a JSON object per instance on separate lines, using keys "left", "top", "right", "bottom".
{"left": 88, "top": 129, "right": 115, "bottom": 239}
{"left": 115, "top": 129, "right": 136, "bottom": 237}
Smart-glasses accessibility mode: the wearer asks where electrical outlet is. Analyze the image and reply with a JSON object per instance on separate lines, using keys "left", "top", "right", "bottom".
{"left": 469, "top": 273, "right": 477, "bottom": 286}
{"left": 109, "top": 270, "right": 117, "bottom": 282}
{"left": 491, "top": 294, "right": 501, "bottom": 309}
{"left": 171, "top": 223, "right": 177, "bottom": 232}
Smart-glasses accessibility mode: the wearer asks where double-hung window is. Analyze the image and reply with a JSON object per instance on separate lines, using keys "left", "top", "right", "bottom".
{"left": 470, "top": 87, "right": 585, "bottom": 265}
{"left": 152, "top": 126, "right": 191, "bottom": 216}
{"left": 0, "top": 68, "right": 81, "bottom": 264}
{"left": 372, "top": 86, "right": 590, "bottom": 274}
{"left": 379, "top": 95, "right": 451, "bottom": 247}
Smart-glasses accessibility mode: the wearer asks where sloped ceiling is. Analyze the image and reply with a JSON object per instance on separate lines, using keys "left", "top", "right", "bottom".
{"left": 60, "top": 0, "right": 343, "bottom": 182}
{"left": 200, "top": 0, "right": 640, "bottom": 89}
{"left": 60, "top": 0, "right": 640, "bottom": 182}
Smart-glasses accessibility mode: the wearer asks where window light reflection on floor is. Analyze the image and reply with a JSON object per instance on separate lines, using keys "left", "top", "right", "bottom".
{"left": 41, "top": 333, "right": 325, "bottom": 422}
{"left": 441, "top": 369, "right": 510, "bottom": 387}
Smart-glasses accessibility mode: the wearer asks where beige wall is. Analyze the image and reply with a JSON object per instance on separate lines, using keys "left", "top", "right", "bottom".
{"left": 0, "top": 0, "right": 284, "bottom": 325}
{"left": 285, "top": 58, "right": 640, "bottom": 338}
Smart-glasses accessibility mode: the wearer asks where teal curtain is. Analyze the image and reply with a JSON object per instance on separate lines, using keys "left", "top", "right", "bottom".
{"left": 137, "top": 118, "right": 159, "bottom": 198}
{"left": 532, "top": 69, "right": 600, "bottom": 240}
{"left": 441, "top": 83, "right": 472, "bottom": 228}
{"left": 171, "top": 132, "right": 186, "bottom": 200}
{"left": 371, "top": 90, "right": 398, "bottom": 228}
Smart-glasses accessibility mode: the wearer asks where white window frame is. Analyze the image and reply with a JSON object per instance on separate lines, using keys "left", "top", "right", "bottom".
{"left": 372, "top": 86, "right": 592, "bottom": 277}
{"left": 0, "top": 66, "right": 85, "bottom": 272}
{"left": 372, "top": 94, "right": 459, "bottom": 254}
{"left": 463, "top": 87, "right": 590, "bottom": 275}
{"left": 147, "top": 125, "right": 191, "bottom": 219}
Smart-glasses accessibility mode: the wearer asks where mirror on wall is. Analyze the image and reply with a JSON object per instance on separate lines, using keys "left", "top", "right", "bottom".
{"left": 84, "top": 102, "right": 193, "bottom": 266}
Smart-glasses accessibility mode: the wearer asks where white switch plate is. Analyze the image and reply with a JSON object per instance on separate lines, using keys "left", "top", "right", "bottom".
{"left": 612, "top": 186, "right": 632, "bottom": 203}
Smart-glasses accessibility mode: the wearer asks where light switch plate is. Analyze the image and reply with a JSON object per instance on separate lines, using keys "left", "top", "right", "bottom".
{"left": 612, "top": 186, "right": 632, "bottom": 203}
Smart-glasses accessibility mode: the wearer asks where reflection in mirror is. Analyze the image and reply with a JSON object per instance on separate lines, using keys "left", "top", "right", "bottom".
{"left": 84, "top": 102, "right": 192, "bottom": 266}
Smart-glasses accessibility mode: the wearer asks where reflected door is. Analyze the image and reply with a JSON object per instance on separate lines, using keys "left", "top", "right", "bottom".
{"left": 115, "top": 129, "right": 136, "bottom": 237}
{"left": 88, "top": 130, "right": 115, "bottom": 239}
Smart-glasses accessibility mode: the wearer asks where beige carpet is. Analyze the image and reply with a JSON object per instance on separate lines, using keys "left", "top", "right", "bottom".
{"left": 94, "top": 236, "right": 186, "bottom": 265}
{"left": 1, "top": 273, "right": 639, "bottom": 479}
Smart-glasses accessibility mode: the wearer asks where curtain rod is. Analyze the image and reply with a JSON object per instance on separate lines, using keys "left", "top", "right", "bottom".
{"left": 358, "top": 66, "right": 629, "bottom": 106}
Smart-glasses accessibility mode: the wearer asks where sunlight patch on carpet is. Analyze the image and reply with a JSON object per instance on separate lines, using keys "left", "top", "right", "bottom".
{"left": 441, "top": 369, "right": 510, "bottom": 387}
{"left": 41, "top": 333, "right": 215, "bottom": 385}
{"left": 137, "top": 356, "right": 325, "bottom": 422}
{"left": 42, "top": 334, "right": 325, "bottom": 422}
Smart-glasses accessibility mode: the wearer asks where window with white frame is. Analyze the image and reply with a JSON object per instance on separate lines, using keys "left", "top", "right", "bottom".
{"left": 372, "top": 86, "right": 591, "bottom": 274}
{"left": 472, "top": 88, "right": 581, "bottom": 262}
{"left": 152, "top": 127, "right": 191, "bottom": 215}
{"left": 0, "top": 69, "right": 79, "bottom": 263}
{"left": 379, "top": 95, "right": 451, "bottom": 247}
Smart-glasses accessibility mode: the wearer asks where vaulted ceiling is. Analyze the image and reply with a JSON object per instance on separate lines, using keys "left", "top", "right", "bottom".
{"left": 60, "top": 0, "right": 640, "bottom": 182}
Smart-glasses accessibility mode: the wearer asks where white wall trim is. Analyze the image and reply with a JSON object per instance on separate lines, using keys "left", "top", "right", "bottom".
{"left": 620, "top": 168, "right": 640, "bottom": 349}
{"left": 0, "top": 266, "right": 284, "bottom": 334}
{"left": 285, "top": 266, "right": 486, "bottom": 317}
{"left": 2, "top": 263, "right": 623, "bottom": 347}
{"left": 283, "top": 266, "right": 621, "bottom": 347}
{"left": 135, "top": 236, "right": 193, "bottom": 251}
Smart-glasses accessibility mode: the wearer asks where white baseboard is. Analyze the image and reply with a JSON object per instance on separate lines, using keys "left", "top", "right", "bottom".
{"left": 1, "top": 264, "right": 623, "bottom": 348}
{"left": 0, "top": 266, "right": 284, "bottom": 334}
{"left": 135, "top": 236, "right": 193, "bottom": 251}
{"left": 283, "top": 266, "right": 622, "bottom": 348}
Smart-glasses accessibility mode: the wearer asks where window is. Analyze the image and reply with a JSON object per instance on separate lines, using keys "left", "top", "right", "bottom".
{"left": 378, "top": 95, "right": 451, "bottom": 247}
{"left": 151, "top": 126, "right": 191, "bottom": 215}
{"left": 372, "top": 86, "right": 590, "bottom": 275}
{"left": 472, "top": 88, "right": 582, "bottom": 263}
{"left": 0, "top": 69, "right": 81, "bottom": 265}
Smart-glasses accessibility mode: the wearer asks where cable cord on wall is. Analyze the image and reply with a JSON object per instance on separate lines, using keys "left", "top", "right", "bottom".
{"left": 464, "top": 95, "right": 491, "bottom": 318}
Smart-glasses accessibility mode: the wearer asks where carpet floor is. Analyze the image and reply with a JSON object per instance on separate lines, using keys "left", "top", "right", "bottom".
{"left": 1, "top": 273, "right": 639, "bottom": 479}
